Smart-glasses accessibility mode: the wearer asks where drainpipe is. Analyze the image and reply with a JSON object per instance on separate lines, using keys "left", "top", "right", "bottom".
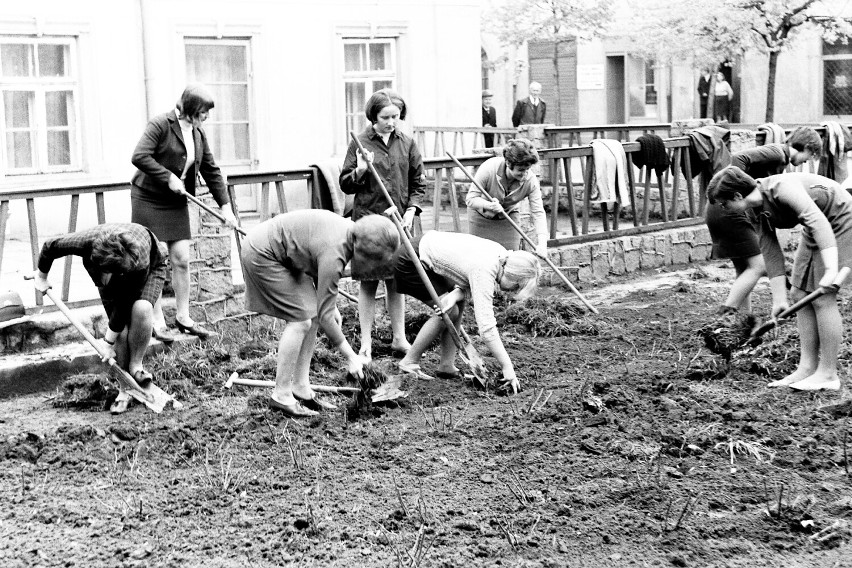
{"left": 138, "top": 0, "right": 153, "bottom": 118}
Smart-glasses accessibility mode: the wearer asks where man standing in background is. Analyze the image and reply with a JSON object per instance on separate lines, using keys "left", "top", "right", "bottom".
{"left": 482, "top": 89, "right": 497, "bottom": 148}
{"left": 512, "top": 81, "right": 546, "bottom": 127}
{"left": 697, "top": 69, "right": 712, "bottom": 119}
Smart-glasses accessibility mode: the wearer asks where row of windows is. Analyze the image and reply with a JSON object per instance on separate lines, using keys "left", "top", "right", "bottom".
{"left": 0, "top": 36, "right": 396, "bottom": 175}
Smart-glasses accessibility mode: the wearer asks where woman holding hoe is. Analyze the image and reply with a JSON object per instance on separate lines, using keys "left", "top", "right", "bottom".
{"left": 395, "top": 230, "right": 539, "bottom": 394}
{"left": 708, "top": 167, "right": 852, "bottom": 391}
{"left": 340, "top": 88, "right": 427, "bottom": 362}
{"left": 240, "top": 210, "right": 399, "bottom": 417}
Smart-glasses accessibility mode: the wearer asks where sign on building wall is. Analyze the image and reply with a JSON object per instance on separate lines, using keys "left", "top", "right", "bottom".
{"left": 577, "top": 64, "right": 604, "bottom": 90}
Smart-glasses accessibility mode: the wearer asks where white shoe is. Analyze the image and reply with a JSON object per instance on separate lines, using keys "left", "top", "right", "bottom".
{"left": 789, "top": 377, "right": 841, "bottom": 391}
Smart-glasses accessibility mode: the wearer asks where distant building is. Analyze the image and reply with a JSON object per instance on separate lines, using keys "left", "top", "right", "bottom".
{"left": 482, "top": 1, "right": 852, "bottom": 128}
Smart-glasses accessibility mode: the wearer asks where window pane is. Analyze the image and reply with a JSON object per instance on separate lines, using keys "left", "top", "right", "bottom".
{"left": 209, "top": 84, "right": 248, "bottom": 121}
{"left": 186, "top": 44, "right": 247, "bottom": 82}
{"left": 204, "top": 123, "right": 250, "bottom": 162}
{"left": 345, "top": 81, "right": 365, "bottom": 120}
{"left": 4, "top": 91, "right": 34, "bottom": 128}
{"left": 825, "top": 59, "right": 852, "bottom": 114}
{"left": 1, "top": 44, "right": 33, "bottom": 77}
{"left": 38, "top": 44, "right": 69, "bottom": 77}
{"left": 344, "top": 44, "right": 365, "bottom": 72}
{"left": 7, "top": 132, "right": 34, "bottom": 168}
{"left": 372, "top": 80, "right": 392, "bottom": 92}
{"left": 369, "top": 43, "right": 390, "bottom": 71}
{"left": 824, "top": 40, "right": 852, "bottom": 57}
{"left": 45, "top": 91, "right": 72, "bottom": 127}
{"left": 47, "top": 130, "right": 71, "bottom": 165}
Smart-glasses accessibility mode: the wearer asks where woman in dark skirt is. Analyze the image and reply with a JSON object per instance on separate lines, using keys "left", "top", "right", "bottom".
{"left": 33, "top": 223, "right": 168, "bottom": 413}
{"left": 131, "top": 84, "right": 237, "bottom": 340}
{"left": 241, "top": 210, "right": 399, "bottom": 418}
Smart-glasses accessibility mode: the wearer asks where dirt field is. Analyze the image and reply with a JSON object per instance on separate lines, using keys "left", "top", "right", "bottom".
{"left": 2, "top": 264, "right": 852, "bottom": 567}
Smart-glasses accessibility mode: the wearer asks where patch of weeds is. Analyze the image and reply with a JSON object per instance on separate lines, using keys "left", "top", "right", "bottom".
{"left": 499, "top": 296, "right": 598, "bottom": 337}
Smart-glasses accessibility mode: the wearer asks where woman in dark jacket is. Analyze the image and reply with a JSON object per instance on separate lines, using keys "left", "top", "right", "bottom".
{"left": 130, "top": 84, "right": 236, "bottom": 340}
{"left": 339, "top": 88, "right": 427, "bottom": 362}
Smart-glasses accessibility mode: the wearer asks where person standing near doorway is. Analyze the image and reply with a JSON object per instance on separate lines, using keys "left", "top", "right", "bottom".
{"left": 697, "top": 69, "right": 712, "bottom": 119}
{"left": 481, "top": 89, "right": 497, "bottom": 148}
{"left": 714, "top": 72, "right": 734, "bottom": 123}
{"left": 511, "top": 81, "right": 546, "bottom": 127}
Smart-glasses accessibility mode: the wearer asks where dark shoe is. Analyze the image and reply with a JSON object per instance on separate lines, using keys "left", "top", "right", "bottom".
{"left": 175, "top": 320, "right": 212, "bottom": 339}
{"left": 132, "top": 368, "right": 154, "bottom": 389}
{"left": 152, "top": 327, "right": 175, "bottom": 343}
{"left": 294, "top": 392, "right": 337, "bottom": 411}
{"left": 268, "top": 396, "right": 318, "bottom": 417}
{"left": 435, "top": 370, "right": 460, "bottom": 380}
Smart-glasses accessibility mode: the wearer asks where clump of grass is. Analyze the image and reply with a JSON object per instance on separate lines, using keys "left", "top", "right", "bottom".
{"left": 53, "top": 373, "right": 116, "bottom": 410}
{"left": 697, "top": 311, "right": 757, "bottom": 361}
{"left": 500, "top": 296, "right": 597, "bottom": 337}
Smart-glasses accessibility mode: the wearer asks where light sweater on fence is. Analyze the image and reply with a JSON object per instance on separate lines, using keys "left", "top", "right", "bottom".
{"left": 590, "top": 139, "right": 630, "bottom": 204}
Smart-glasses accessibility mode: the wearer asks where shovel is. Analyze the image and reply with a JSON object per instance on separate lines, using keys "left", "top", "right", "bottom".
{"left": 744, "top": 266, "right": 850, "bottom": 348}
{"left": 446, "top": 151, "right": 598, "bottom": 314}
{"left": 349, "top": 132, "right": 491, "bottom": 389}
{"left": 25, "top": 276, "right": 182, "bottom": 413}
{"left": 182, "top": 190, "right": 360, "bottom": 305}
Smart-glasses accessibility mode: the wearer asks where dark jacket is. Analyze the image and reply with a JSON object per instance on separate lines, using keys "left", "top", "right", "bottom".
{"left": 511, "top": 97, "right": 546, "bottom": 127}
{"left": 339, "top": 126, "right": 427, "bottom": 221}
{"left": 482, "top": 106, "right": 497, "bottom": 147}
{"left": 681, "top": 126, "right": 731, "bottom": 180}
{"left": 131, "top": 111, "right": 229, "bottom": 207}
{"left": 697, "top": 75, "right": 711, "bottom": 99}
{"left": 730, "top": 144, "right": 790, "bottom": 179}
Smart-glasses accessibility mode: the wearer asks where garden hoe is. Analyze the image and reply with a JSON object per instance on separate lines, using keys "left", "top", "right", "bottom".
{"left": 744, "top": 266, "right": 850, "bottom": 348}
{"left": 25, "top": 277, "right": 182, "bottom": 413}
{"left": 350, "top": 132, "right": 491, "bottom": 390}
{"left": 446, "top": 151, "right": 598, "bottom": 314}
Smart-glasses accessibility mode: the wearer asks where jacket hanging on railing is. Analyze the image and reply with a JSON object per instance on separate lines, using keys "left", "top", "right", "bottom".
{"left": 680, "top": 125, "right": 731, "bottom": 180}
{"left": 818, "top": 121, "right": 852, "bottom": 183}
{"left": 311, "top": 160, "right": 353, "bottom": 217}
{"left": 590, "top": 139, "right": 630, "bottom": 204}
{"left": 757, "top": 123, "right": 786, "bottom": 145}
{"left": 632, "top": 134, "right": 670, "bottom": 176}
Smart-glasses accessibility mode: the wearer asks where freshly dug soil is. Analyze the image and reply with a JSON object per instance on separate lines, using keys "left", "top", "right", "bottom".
{"left": 2, "top": 265, "right": 852, "bottom": 567}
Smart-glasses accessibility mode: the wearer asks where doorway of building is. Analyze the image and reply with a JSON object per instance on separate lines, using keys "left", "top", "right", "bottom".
{"left": 606, "top": 56, "right": 625, "bottom": 124}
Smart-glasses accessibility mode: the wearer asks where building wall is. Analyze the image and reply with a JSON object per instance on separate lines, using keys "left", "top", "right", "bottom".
{"left": 0, "top": 0, "right": 481, "bottom": 237}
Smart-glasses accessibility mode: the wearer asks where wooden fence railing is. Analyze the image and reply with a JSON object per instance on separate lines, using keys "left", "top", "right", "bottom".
{"left": 413, "top": 126, "right": 517, "bottom": 157}
{"left": 544, "top": 123, "right": 672, "bottom": 149}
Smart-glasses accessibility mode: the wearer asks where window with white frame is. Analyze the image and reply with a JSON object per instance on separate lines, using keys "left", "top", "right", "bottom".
{"left": 343, "top": 39, "right": 395, "bottom": 134}
{"left": 0, "top": 37, "right": 79, "bottom": 174}
{"left": 185, "top": 39, "right": 252, "bottom": 167}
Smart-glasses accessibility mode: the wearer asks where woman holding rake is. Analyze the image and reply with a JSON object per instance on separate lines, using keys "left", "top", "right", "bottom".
{"left": 707, "top": 167, "right": 852, "bottom": 391}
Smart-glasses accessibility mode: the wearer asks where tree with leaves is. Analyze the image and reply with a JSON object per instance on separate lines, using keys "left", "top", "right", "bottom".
{"left": 483, "top": 0, "right": 614, "bottom": 125}
{"left": 625, "top": 0, "right": 852, "bottom": 122}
